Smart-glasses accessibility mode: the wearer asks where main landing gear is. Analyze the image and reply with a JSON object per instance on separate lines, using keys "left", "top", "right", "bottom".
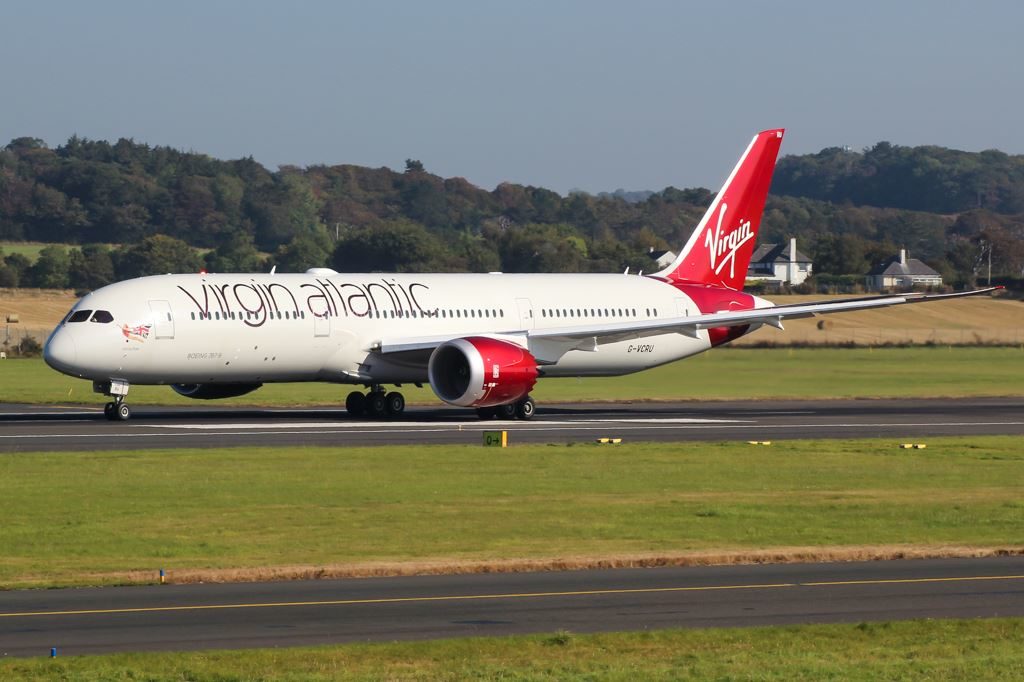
{"left": 95, "top": 379, "right": 132, "bottom": 421}
{"left": 476, "top": 395, "right": 536, "bottom": 421}
{"left": 345, "top": 386, "right": 406, "bottom": 419}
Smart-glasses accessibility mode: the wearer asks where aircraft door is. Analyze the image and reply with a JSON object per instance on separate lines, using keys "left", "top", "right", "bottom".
{"left": 313, "top": 312, "right": 330, "bottom": 337}
{"left": 149, "top": 300, "right": 175, "bottom": 339}
{"left": 515, "top": 298, "right": 534, "bottom": 330}
{"left": 675, "top": 297, "right": 691, "bottom": 318}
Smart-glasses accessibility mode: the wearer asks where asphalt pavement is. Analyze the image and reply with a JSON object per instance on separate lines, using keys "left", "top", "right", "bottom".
{"left": 2, "top": 557, "right": 1022, "bottom": 657}
{"left": 1, "top": 397, "right": 1022, "bottom": 452}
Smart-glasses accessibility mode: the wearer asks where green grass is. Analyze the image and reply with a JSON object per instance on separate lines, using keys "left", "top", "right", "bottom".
{"left": 0, "top": 241, "right": 52, "bottom": 262}
{"left": 2, "top": 437, "right": 1022, "bottom": 588}
{"left": 0, "top": 241, "right": 118, "bottom": 263}
{"left": 3, "top": 346, "right": 1024, "bottom": 406}
{"left": 3, "top": 619, "right": 1023, "bottom": 680}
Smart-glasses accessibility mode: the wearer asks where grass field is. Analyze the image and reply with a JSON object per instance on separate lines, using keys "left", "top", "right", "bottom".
{"left": 1, "top": 437, "right": 1022, "bottom": 589}
{"left": 3, "top": 619, "right": 1023, "bottom": 680}
{"left": 2, "top": 346, "right": 1022, "bottom": 407}
{"left": 0, "top": 241, "right": 55, "bottom": 262}
{"left": 0, "top": 242, "right": 121, "bottom": 262}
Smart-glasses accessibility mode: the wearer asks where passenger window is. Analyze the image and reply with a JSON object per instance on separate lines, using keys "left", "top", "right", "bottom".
{"left": 90, "top": 310, "right": 114, "bottom": 324}
{"left": 68, "top": 310, "right": 92, "bottom": 323}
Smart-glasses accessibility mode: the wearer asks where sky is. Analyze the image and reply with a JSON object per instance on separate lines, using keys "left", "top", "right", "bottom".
{"left": 2, "top": 0, "right": 1022, "bottom": 194}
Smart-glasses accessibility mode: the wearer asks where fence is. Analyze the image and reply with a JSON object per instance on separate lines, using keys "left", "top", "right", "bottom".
{"left": 1, "top": 325, "right": 48, "bottom": 357}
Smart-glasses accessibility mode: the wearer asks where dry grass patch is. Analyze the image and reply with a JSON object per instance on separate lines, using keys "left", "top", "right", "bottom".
{"left": 0, "top": 288, "right": 78, "bottom": 342}
{"left": 90, "top": 544, "right": 1024, "bottom": 586}
{"left": 739, "top": 293, "right": 1024, "bottom": 346}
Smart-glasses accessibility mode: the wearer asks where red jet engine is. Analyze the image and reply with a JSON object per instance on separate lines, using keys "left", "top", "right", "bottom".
{"left": 428, "top": 337, "right": 538, "bottom": 407}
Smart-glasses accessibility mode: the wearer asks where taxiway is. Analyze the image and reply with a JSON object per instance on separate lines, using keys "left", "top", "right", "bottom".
{"left": 1, "top": 557, "right": 1022, "bottom": 657}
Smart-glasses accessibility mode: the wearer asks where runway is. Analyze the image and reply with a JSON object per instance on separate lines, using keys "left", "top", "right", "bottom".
{"left": 1, "top": 557, "right": 1022, "bottom": 657}
{"left": 0, "top": 397, "right": 1022, "bottom": 452}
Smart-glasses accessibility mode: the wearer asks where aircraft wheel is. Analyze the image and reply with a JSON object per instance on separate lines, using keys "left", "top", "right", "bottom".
{"left": 366, "top": 392, "right": 388, "bottom": 418}
{"left": 494, "top": 403, "right": 517, "bottom": 420}
{"left": 103, "top": 402, "right": 115, "bottom": 420}
{"left": 385, "top": 391, "right": 405, "bottom": 416}
{"left": 475, "top": 406, "right": 496, "bottom": 420}
{"left": 515, "top": 395, "right": 536, "bottom": 421}
{"left": 345, "top": 391, "right": 366, "bottom": 417}
{"left": 114, "top": 403, "right": 131, "bottom": 421}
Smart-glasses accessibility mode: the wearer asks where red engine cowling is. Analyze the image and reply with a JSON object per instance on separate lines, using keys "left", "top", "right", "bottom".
{"left": 428, "top": 337, "right": 538, "bottom": 408}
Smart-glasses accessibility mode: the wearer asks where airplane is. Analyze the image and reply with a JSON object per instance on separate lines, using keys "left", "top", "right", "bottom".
{"left": 43, "top": 129, "right": 998, "bottom": 421}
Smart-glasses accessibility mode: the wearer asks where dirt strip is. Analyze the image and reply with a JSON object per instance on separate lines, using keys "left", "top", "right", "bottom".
{"left": 76, "top": 545, "right": 1024, "bottom": 586}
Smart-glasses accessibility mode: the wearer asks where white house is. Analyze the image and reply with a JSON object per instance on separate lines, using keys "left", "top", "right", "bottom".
{"left": 745, "top": 238, "right": 813, "bottom": 285}
{"left": 866, "top": 249, "right": 943, "bottom": 290}
{"left": 647, "top": 248, "right": 677, "bottom": 270}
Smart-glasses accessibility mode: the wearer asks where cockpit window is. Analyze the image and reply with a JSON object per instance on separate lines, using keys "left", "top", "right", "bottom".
{"left": 67, "top": 310, "right": 92, "bottom": 323}
{"left": 90, "top": 310, "right": 114, "bottom": 324}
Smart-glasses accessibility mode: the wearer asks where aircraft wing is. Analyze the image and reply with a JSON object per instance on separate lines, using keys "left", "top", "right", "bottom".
{"left": 376, "top": 287, "right": 1001, "bottom": 363}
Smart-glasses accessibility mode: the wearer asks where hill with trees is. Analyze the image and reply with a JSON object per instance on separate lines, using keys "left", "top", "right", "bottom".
{"left": 1, "top": 136, "right": 1022, "bottom": 291}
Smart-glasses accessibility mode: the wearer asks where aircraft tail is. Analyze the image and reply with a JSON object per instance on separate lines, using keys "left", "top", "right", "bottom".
{"left": 653, "top": 129, "right": 784, "bottom": 290}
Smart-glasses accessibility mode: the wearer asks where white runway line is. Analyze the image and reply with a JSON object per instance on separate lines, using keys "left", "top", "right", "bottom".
{"left": 140, "top": 417, "right": 748, "bottom": 430}
{"left": 2, "top": 421, "right": 1024, "bottom": 442}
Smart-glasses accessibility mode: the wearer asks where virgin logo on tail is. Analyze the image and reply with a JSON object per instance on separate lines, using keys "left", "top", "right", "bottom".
{"left": 704, "top": 203, "right": 754, "bottom": 279}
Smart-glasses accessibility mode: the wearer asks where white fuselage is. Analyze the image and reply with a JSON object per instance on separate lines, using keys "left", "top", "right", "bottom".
{"left": 44, "top": 272, "right": 770, "bottom": 387}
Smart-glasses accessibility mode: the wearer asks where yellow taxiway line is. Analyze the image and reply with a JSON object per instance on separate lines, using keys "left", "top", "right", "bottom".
{"left": 2, "top": 574, "right": 1022, "bottom": 619}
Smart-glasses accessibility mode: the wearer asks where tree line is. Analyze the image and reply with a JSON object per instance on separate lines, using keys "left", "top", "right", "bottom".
{"left": 2, "top": 136, "right": 1023, "bottom": 290}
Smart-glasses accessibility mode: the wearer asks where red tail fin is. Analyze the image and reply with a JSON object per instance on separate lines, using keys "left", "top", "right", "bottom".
{"left": 654, "top": 129, "right": 784, "bottom": 290}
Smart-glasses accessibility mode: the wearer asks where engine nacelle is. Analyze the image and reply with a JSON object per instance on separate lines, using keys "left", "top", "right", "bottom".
{"left": 428, "top": 337, "right": 538, "bottom": 408}
{"left": 170, "top": 383, "right": 263, "bottom": 400}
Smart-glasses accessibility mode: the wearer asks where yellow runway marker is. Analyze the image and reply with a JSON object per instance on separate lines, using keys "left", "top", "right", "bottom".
{"left": 2, "top": 574, "right": 1023, "bottom": 620}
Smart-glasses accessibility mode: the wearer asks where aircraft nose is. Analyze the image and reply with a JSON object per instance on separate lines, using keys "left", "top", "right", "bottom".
{"left": 44, "top": 329, "right": 78, "bottom": 374}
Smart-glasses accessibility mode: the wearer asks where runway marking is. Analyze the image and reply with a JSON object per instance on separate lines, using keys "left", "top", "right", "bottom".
{"left": 730, "top": 411, "right": 816, "bottom": 415}
{"left": 3, "top": 421, "right": 1024, "bottom": 442}
{"left": 139, "top": 417, "right": 747, "bottom": 430}
{"left": 2, "top": 574, "right": 1023, "bottom": 619}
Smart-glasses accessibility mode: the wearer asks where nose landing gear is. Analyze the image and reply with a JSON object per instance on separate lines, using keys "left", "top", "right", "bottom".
{"left": 95, "top": 379, "right": 132, "bottom": 421}
{"left": 103, "top": 400, "right": 131, "bottom": 421}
